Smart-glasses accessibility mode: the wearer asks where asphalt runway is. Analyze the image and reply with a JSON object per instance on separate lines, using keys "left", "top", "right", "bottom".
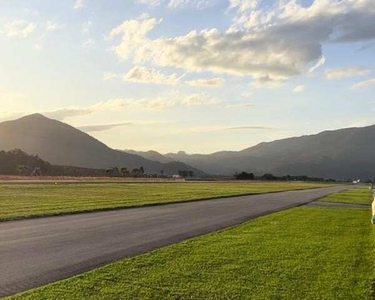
{"left": 0, "top": 185, "right": 349, "bottom": 297}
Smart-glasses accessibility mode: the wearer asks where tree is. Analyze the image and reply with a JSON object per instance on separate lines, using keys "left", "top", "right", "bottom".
{"left": 140, "top": 166, "right": 145, "bottom": 175}
{"left": 261, "top": 173, "right": 277, "bottom": 181}
{"left": 131, "top": 168, "right": 142, "bottom": 178}
{"left": 235, "top": 171, "right": 255, "bottom": 180}
{"left": 31, "top": 167, "right": 42, "bottom": 176}
{"left": 188, "top": 170, "right": 194, "bottom": 177}
{"left": 120, "top": 167, "right": 129, "bottom": 177}
{"left": 106, "top": 167, "right": 120, "bottom": 177}
{"left": 178, "top": 170, "right": 189, "bottom": 178}
{"left": 17, "top": 165, "right": 30, "bottom": 176}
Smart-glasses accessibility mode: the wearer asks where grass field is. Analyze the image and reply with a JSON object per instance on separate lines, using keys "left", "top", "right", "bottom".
{"left": 0, "top": 181, "right": 331, "bottom": 221}
{"left": 320, "top": 186, "right": 373, "bottom": 205}
{"left": 9, "top": 206, "right": 374, "bottom": 300}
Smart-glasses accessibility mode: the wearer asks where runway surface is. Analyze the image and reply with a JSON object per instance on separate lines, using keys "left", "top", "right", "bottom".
{"left": 0, "top": 185, "right": 349, "bottom": 297}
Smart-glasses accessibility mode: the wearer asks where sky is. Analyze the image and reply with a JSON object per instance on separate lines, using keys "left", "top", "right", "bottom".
{"left": 1, "top": 0, "right": 375, "bottom": 154}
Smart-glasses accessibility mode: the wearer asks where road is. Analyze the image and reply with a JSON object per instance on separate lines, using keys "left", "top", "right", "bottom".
{"left": 0, "top": 186, "right": 349, "bottom": 298}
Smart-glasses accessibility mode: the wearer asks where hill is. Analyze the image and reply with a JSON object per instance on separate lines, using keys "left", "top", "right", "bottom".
{"left": 0, "top": 149, "right": 107, "bottom": 177}
{"left": 164, "top": 126, "right": 375, "bottom": 180}
{"left": 123, "top": 150, "right": 174, "bottom": 164}
{"left": 0, "top": 114, "right": 204, "bottom": 176}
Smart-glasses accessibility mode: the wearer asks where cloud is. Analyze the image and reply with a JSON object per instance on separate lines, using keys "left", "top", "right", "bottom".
{"left": 78, "top": 120, "right": 171, "bottom": 132}
{"left": 251, "top": 76, "right": 285, "bottom": 89}
{"left": 5, "top": 91, "right": 219, "bottom": 122}
{"left": 325, "top": 67, "right": 370, "bottom": 80}
{"left": 45, "top": 21, "right": 64, "bottom": 31}
{"left": 82, "top": 38, "right": 95, "bottom": 48}
{"left": 228, "top": 0, "right": 259, "bottom": 12}
{"left": 78, "top": 122, "right": 134, "bottom": 132}
{"left": 103, "top": 72, "right": 120, "bottom": 81}
{"left": 0, "top": 106, "right": 95, "bottom": 122}
{"left": 135, "top": 0, "right": 214, "bottom": 10}
{"left": 351, "top": 79, "right": 375, "bottom": 90}
{"left": 123, "top": 66, "right": 182, "bottom": 85}
{"left": 83, "top": 19, "right": 92, "bottom": 35}
{"left": 225, "top": 102, "right": 253, "bottom": 109}
{"left": 43, "top": 107, "right": 94, "bottom": 120}
{"left": 180, "top": 93, "right": 219, "bottom": 106}
{"left": 110, "top": 1, "right": 375, "bottom": 84}
{"left": 104, "top": 68, "right": 224, "bottom": 87}
{"left": 187, "top": 77, "right": 225, "bottom": 88}
{"left": 308, "top": 56, "right": 326, "bottom": 74}
{"left": 74, "top": 0, "right": 85, "bottom": 9}
{"left": 293, "top": 85, "right": 305, "bottom": 93}
{"left": 98, "top": 92, "right": 219, "bottom": 110}
{"left": 2, "top": 20, "right": 36, "bottom": 37}
{"left": 192, "top": 125, "right": 275, "bottom": 133}
{"left": 34, "top": 21, "right": 64, "bottom": 50}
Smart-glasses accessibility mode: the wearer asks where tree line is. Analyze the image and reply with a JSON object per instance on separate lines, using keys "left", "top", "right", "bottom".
{"left": 235, "top": 171, "right": 336, "bottom": 182}
{"left": 0, "top": 149, "right": 107, "bottom": 177}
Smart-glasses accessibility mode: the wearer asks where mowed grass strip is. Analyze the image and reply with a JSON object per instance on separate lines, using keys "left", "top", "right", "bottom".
{"left": 0, "top": 181, "right": 330, "bottom": 221}
{"left": 9, "top": 207, "right": 375, "bottom": 300}
{"left": 320, "top": 186, "right": 373, "bottom": 205}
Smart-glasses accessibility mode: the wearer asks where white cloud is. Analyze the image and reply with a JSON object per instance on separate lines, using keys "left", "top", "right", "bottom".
{"left": 44, "top": 107, "right": 94, "bottom": 120}
{"left": 110, "top": 1, "right": 375, "bottom": 84}
{"left": 225, "top": 102, "right": 253, "bottom": 109}
{"left": 2, "top": 20, "right": 36, "bottom": 37}
{"left": 180, "top": 93, "right": 219, "bottom": 106}
{"left": 351, "top": 79, "right": 375, "bottom": 90}
{"left": 308, "top": 56, "right": 326, "bottom": 74}
{"left": 293, "top": 85, "right": 305, "bottom": 93}
{"left": 135, "top": 0, "right": 161, "bottom": 6}
{"left": 98, "top": 92, "right": 219, "bottom": 110}
{"left": 82, "top": 38, "right": 95, "bottom": 48}
{"left": 45, "top": 21, "right": 64, "bottom": 31}
{"left": 74, "top": 0, "right": 85, "bottom": 9}
{"left": 123, "top": 66, "right": 182, "bottom": 85}
{"left": 34, "top": 21, "right": 64, "bottom": 50}
{"left": 135, "top": 0, "right": 213, "bottom": 10}
{"left": 103, "top": 72, "right": 120, "bottom": 81}
{"left": 251, "top": 76, "right": 285, "bottom": 89}
{"left": 78, "top": 121, "right": 171, "bottom": 132}
{"left": 325, "top": 67, "right": 370, "bottom": 80}
{"left": 1, "top": 92, "right": 218, "bottom": 122}
{"left": 83, "top": 19, "right": 92, "bottom": 35}
{"left": 187, "top": 77, "right": 225, "bottom": 87}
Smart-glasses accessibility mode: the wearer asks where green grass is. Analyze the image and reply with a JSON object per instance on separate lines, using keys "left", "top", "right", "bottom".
{"left": 0, "top": 181, "right": 330, "bottom": 221}
{"left": 9, "top": 207, "right": 374, "bottom": 300}
{"left": 320, "top": 186, "right": 373, "bottom": 205}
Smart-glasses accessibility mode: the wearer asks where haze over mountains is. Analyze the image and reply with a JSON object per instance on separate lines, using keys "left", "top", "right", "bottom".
{"left": 0, "top": 114, "right": 204, "bottom": 176}
{"left": 127, "top": 126, "right": 375, "bottom": 180}
{"left": 1, "top": 114, "right": 374, "bottom": 180}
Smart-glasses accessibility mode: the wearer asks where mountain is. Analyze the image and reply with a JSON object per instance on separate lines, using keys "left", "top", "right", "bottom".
{"left": 0, "top": 114, "right": 205, "bottom": 176}
{"left": 0, "top": 149, "right": 107, "bottom": 177}
{"left": 123, "top": 150, "right": 175, "bottom": 164}
{"left": 165, "top": 126, "right": 375, "bottom": 180}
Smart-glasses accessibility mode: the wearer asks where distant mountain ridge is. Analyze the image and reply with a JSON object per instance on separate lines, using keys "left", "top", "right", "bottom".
{"left": 131, "top": 126, "right": 375, "bottom": 180}
{"left": 0, "top": 114, "right": 205, "bottom": 176}
{"left": 123, "top": 150, "right": 175, "bottom": 164}
{"left": 2, "top": 114, "right": 375, "bottom": 180}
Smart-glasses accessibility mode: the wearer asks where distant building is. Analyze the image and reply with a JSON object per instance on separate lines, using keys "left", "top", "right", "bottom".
{"left": 172, "top": 175, "right": 182, "bottom": 179}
